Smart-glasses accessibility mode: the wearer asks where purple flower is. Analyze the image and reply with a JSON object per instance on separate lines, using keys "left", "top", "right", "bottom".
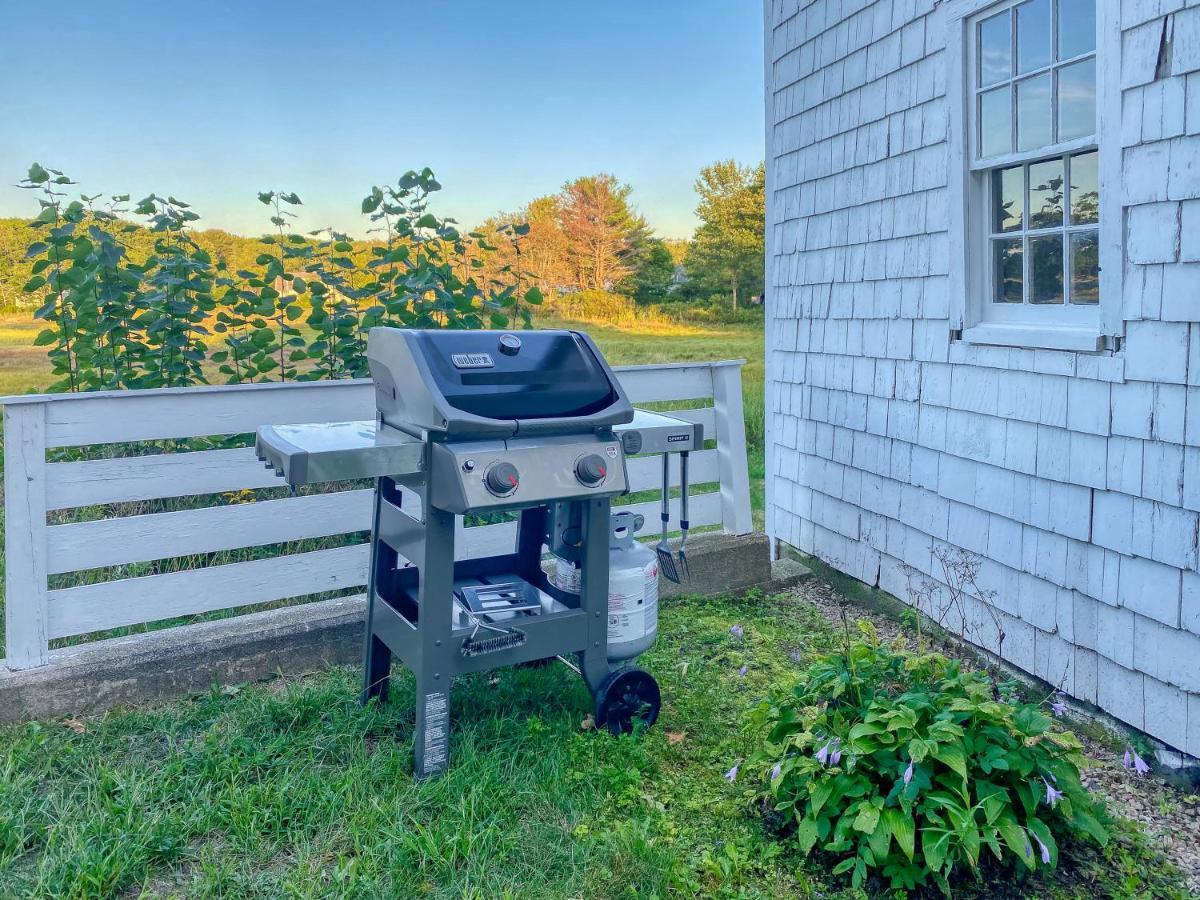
{"left": 1043, "top": 777, "right": 1064, "bottom": 807}
{"left": 1122, "top": 745, "right": 1151, "bottom": 775}
{"left": 729, "top": 625, "right": 744, "bottom": 639}
{"left": 829, "top": 747, "right": 843, "bottom": 766}
{"left": 1050, "top": 693, "right": 1067, "bottom": 717}
{"left": 816, "top": 742, "right": 830, "bottom": 765}
{"left": 1033, "top": 832, "right": 1051, "bottom": 865}
{"left": 902, "top": 759, "right": 914, "bottom": 785}
{"left": 724, "top": 763, "right": 739, "bottom": 783}
{"left": 771, "top": 762, "right": 783, "bottom": 780}
{"left": 738, "top": 665, "right": 748, "bottom": 677}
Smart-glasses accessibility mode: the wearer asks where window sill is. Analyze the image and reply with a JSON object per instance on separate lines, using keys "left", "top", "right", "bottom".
{"left": 960, "top": 323, "right": 1104, "bottom": 353}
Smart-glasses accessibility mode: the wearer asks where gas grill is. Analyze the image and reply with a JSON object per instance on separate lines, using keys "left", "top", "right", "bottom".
{"left": 255, "top": 328, "right": 701, "bottom": 777}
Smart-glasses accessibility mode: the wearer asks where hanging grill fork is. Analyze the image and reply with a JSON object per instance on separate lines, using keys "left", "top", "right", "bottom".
{"left": 655, "top": 453, "right": 681, "bottom": 584}
{"left": 677, "top": 450, "right": 691, "bottom": 580}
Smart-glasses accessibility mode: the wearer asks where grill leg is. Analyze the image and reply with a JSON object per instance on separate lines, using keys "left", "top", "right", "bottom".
{"left": 414, "top": 504, "right": 456, "bottom": 778}
{"left": 578, "top": 497, "right": 614, "bottom": 696}
{"left": 361, "top": 484, "right": 390, "bottom": 705}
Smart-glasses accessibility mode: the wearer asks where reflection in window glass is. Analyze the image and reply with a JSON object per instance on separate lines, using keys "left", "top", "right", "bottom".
{"left": 1058, "top": 0, "right": 1096, "bottom": 60}
{"left": 1028, "top": 159, "right": 1064, "bottom": 229}
{"left": 1016, "top": 0, "right": 1052, "bottom": 73}
{"left": 1030, "top": 235, "right": 1064, "bottom": 303}
{"left": 1058, "top": 58, "right": 1096, "bottom": 141}
{"left": 993, "top": 238, "right": 1024, "bottom": 303}
{"left": 979, "top": 10, "right": 1012, "bottom": 86}
{"left": 980, "top": 86, "right": 1012, "bottom": 157}
{"left": 1070, "top": 231, "right": 1100, "bottom": 304}
{"left": 992, "top": 166, "right": 1024, "bottom": 232}
{"left": 1069, "top": 151, "right": 1099, "bottom": 224}
{"left": 1017, "top": 74, "right": 1052, "bottom": 150}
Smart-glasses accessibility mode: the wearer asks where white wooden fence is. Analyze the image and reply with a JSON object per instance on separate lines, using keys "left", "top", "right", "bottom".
{"left": 1, "top": 360, "right": 752, "bottom": 671}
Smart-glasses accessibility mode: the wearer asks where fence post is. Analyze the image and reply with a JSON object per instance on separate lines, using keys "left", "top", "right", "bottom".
{"left": 711, "top": 363, "right": 753, "bottom": 535}
{"left": 3, "top": 402, "right": 50, "bottom": 669}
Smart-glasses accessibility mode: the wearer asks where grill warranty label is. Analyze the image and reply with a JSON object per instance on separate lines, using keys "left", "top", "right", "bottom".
{"left": 451, "top": 352, "right": 494, "bottom": 369}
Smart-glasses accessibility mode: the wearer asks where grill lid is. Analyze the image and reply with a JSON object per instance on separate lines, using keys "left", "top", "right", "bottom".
{"left": 414, "top": 329, "right": 617, "bottom": 420}
{"left": 368, "top": 328, "right": 634, "bottom": 438}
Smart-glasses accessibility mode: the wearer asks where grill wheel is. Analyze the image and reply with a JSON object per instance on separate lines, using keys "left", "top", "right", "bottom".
{"left": 595, "top": 668, "right": 661, "bottom": 735}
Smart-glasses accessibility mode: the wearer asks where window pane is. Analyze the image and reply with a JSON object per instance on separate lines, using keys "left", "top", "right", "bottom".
{"left": 1058, "top": 58, "right": 1096, "bottom": 141}
{"left": 1029, "top": 158, "right": 1064, "bottom": 229}
{"left": 1069, "top": 151, "right": 1099, "bottom": 224}
{"left": 1058, "top": 0, "right": 1096, "bottom": 59}
{"left": 1017, "top": 0, "right": 1052, "bottom": 73}
{"left": 979, "top": 10, "right": 1012, "bottom": 86}
{"left": 992, "top": 166, "right": 1024, "bottom": 232}
{"left": 980, "top": 86, "right": 1013, "bottom": 157}
{"left": 1030, "top": 235, "right": 1065, "bottom": 303}
{"left": 993, "top": 237, "right": 1024, "bottom": 303}
{"left": 1070, "top": 230, "right": 1100, "bottom": 304}
{"left": 1017, "top": 74, "right": 1052, "bottom": 151}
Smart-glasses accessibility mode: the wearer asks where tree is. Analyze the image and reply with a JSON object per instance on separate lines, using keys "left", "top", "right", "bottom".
{"left": 684, "top": 160, "right": 765, "bottom": 309}
{"left": 558, "top": 174, "right": 647, "bottom": 292}
{"left": 618, "top": 236, "right": 675, "bottom": 303}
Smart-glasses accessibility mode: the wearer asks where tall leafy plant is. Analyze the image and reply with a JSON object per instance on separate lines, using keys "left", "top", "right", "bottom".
{"left": 20, "top": 164, "right": 532, "bottom": 392}
{"left": 133, "top": 194, "right": 216, "bottom": 387}
{"left": 21, "top": 164, "right": 91, "bottom": 391}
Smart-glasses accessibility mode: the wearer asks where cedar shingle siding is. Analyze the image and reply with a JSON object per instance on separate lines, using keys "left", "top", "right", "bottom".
{"left": 765, "top": 0, "right": 1200, "bottom": 756}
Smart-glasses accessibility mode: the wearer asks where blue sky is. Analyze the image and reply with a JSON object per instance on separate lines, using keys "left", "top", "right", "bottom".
{"left": 0, "top": 1, "right": 763, "bottom": 239}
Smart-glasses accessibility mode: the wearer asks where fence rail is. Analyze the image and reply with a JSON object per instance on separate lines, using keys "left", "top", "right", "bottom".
{"left": 2, "top": 360, "right": 752, "bottom": 670}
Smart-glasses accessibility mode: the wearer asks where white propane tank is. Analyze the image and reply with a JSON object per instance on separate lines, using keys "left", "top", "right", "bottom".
{"left": 552, "top": 511, "right": 659, "bottom": 662}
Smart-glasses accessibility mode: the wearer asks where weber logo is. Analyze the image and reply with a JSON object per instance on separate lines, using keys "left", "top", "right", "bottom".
{"left": 451, "top": 352, "right": 494, "bottom": 369}
{"left": 667, "top": 433, "right": 689, "bottom": 443}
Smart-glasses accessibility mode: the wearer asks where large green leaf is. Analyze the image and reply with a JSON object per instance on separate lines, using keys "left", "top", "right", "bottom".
{"left": 882, "top": 808, "right": 915, "bottom": 861}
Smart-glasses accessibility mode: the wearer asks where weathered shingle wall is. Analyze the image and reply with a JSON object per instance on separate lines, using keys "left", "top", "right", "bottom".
{"left": 765, "top": 0, "right": 1200, "bottom": 756}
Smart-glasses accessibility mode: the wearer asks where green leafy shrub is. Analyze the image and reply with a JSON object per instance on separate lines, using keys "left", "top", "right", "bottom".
{"left": 745, "top": 623, "right": 1108, "bottom": 894}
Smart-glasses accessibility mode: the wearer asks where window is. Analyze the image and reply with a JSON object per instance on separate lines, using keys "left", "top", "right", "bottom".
{"left": 948, "top": 0, "right": 1117, "bottom": 351}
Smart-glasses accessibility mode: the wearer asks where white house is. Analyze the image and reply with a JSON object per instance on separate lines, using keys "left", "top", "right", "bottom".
{"left": 764, "top": 0, "right": 1200, "bottom": 758}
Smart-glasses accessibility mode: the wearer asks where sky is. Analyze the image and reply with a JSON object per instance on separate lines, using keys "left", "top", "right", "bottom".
{"left": 0, "top": 1, "right": 764, "bottom": 240}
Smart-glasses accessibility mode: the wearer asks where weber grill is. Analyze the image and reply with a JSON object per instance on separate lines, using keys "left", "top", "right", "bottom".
{"left": 255, "top": 328, "right": 701, "bottom": 777}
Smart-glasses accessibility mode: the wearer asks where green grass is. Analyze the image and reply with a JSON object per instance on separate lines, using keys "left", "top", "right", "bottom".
{"left": 0, "top": 316, "right": 50, "bottom": 396}
{"left": 0, "top": 591, "right": 1186, "bottom": 898}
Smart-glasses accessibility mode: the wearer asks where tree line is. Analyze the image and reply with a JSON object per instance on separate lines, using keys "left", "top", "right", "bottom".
{"left": 473, "top": 162, "right": 765, "bottom": 311}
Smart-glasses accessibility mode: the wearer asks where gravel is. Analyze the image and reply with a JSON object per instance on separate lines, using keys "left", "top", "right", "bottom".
{"left": 786, "top": 574, "right": 1200, "bottom": 894}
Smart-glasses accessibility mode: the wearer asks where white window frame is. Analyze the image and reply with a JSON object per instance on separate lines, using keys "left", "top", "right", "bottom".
{"left": 946, "top": 0, "right": 1122, "bottom": 353}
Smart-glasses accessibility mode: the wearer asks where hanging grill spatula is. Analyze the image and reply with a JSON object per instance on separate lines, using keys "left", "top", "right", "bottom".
{"left": 655, "top": 453, "right": 681, "bottom": 584}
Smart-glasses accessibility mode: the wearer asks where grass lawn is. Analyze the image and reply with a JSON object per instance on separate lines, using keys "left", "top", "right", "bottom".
{"left": 0, "top": 587, "right": 1185, "bottom": 899}
{"left": 0, "top": 316, "right": 50, "bottom": 396}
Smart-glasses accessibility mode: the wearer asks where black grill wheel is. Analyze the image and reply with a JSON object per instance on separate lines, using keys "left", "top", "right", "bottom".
{"left": 595, "top": 668, "right": 661, "bottom": 735}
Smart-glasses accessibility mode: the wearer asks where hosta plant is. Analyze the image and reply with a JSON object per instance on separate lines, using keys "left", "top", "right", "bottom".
{"left": 746, "top": 622, "right": 1108, "bottom": 894}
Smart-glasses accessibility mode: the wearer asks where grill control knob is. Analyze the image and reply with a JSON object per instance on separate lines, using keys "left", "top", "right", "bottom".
{"left": 485, "top": 461, "right": 520, "bottom": 495}
{"left": 498, "top": 334, "right": 522, "bottom": 356}
{"left": 575, "top": 454, "right": 608, "bottom": 486}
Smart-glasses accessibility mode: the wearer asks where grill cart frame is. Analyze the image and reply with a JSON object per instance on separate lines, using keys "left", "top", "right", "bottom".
{"left": 256, "top": 329, "right": 701, "bottom": 777}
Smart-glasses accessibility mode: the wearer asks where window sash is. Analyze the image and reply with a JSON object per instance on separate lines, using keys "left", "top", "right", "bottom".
{"left": 945, "top": 0, "right": 1119, "bottom": 345}
{"left": 967, "top": 0, "right": 1096, "bottom": 166}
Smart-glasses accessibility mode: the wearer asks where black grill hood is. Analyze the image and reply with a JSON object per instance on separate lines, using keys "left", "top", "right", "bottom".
{"left": 368, "top": 328, "right": 634, "bottom": 439}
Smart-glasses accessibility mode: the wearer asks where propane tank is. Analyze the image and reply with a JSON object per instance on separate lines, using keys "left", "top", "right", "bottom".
{"left": 552, "top": 510, "right": 659, "bottom": 662}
